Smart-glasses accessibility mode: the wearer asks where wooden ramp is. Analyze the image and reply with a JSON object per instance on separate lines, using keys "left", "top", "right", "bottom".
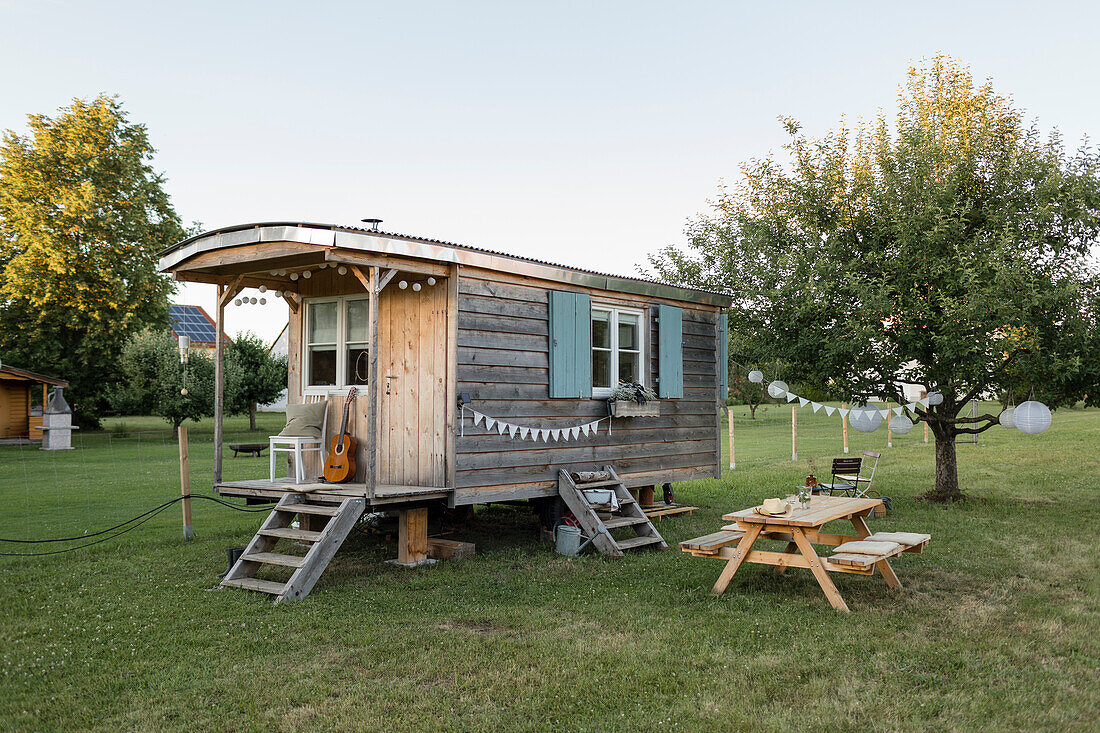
{"left": 221, "top": 493, "right": 365, "bottom": 603}
{"left": 557, "top": 466, "right": 668, "bottom": 557}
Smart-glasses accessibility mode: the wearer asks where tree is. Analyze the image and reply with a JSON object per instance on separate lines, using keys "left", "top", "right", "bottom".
{"left": 0, "top": 95, "right": 187, "bottom": 426}
{"left": 648, "top": 56, "right": 1100, "bottom": 501}
{"left": 111, "top": 330, "right": 215, "bottom": 435}
{"left": 225, "top": 331, "right": 288, "bottom": 430}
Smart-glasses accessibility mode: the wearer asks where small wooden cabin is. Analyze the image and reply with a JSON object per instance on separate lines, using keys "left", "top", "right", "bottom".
{"left": 159, "top": 222, "right": 730, "bottom": 529}
{"left": 0, "top": 364, "right": 68, "bottom": 440}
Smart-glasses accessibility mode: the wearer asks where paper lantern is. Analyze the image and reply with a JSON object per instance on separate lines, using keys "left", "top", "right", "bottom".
{"left": 427, "top": 277, "right": 437, "bottom": 286}
{"left": 748, "top": 370, "right": 764, "bottom": 384}
{"left": 250, "top": 297, "right": 258, "bottom": 305}
{"left": 301, "top": 270, "right": 311, "bottom": 279}
{"left": 413, "top": 282, "right": 422, "bottom": 291}
{"left": 337, "top": 266, "right": 347, "bottom": 275}
{"left": 273, "top": 291, "right": 281, "bottom": 298}
{"left": 849, "top": 407, "right": 883, "bottom": 433}
{"left": 233, "top": 298, "right": 242, "bottom": 306}
{"left": 290, "top": 273, "right": 299, "bottom": 281}
{"left": 889, "top": 415, "right": 914, "bottom": 435}
{"left": 1014, "top": 401, "right": 1052, "bottom": 435}
{"left": 767, "top": 380, "right": 788, "bottom": 399}
{"left": 927, "top": 392, "right": 944, "bottom": 406}
{"left": 399, "top": 280, "right": 408, "bottom": 289}
{"left": 998, "top": 408, "right": 1016, "bottom": 429}
{"left": 259, "top": 298, "right": 266, "bottom": 305}
{"left": 258, "top": 285, "right": 267, "bottom": 293}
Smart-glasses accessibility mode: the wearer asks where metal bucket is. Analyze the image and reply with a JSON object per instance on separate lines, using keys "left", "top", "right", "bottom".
{"left": 554, "top": 524, "right": 584, "bottom": 556}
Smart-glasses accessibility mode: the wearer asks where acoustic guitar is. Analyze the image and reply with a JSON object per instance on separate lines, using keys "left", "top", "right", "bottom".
{"left": 323, "top": 387, "right": 358, "bottom": 483}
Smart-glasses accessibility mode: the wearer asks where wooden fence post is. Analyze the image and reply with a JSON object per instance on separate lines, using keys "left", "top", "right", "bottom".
{"left": 923, "top": 419, "right": 929, "bottom": 444}
{"left": 728, "top": 408, "right": 735, "bottom": 470}
{"left": 886, "top": 400, "right": 893, "bottom": 448}
{"left": 791, "top": 405, "right": 798, "bottom": 461}
{"left": 842, "top": 402, "right": 849, "bottom": 454}
{"left": 179, "top": 425, "right": 193, "bottom": 541}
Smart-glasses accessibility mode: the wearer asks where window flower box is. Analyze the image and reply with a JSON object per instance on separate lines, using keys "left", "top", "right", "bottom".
{"left": 609, "top": 400, "right": 660, "bottom": 418}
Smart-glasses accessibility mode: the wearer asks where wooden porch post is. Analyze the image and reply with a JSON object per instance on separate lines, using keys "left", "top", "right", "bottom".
{"left": 365, "top": 266, "right": 380, "bottom": 499}
{"left": 214, "top": 284, "right": 226, "bottom": 483}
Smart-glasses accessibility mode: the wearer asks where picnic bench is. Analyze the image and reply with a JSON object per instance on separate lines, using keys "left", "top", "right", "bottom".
{"left": 229, "top": 443, "right": 268, "bottom": 458}
{"left": 681, "top": 495, "right": 929, "bottom": 612}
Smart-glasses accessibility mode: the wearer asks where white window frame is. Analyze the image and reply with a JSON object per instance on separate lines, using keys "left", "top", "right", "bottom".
{"left": 303, "top": 295, "right": 371, "bottom": 394}
{"left": 591, "top": 305, "right": 646, "bottom": 399}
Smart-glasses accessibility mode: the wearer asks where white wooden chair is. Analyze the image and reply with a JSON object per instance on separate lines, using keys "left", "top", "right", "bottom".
{"left": 269, "top": 394, "right": 329, "bottom": 484}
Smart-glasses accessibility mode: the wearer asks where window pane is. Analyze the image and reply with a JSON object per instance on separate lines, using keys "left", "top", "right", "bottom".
{"left": 618, "top": 314, "right": 638, "bottom": 350}
{"left": 309, "top": 302, "right": 337, "bottom": 344}
{"left": 309, "top": 346, "right": 337, "bottom": 385}
{"left": 592, "top": 349, "right": 611, "bottom": 388}
{"left": 346, "top": 347, "right": 370, "bottom": 385}
{"left": 618, "top": 351, "right": 638, "bottom": 383}
{"left": 346, "top": 298, "right": 370, "bottom": 343}
{"left": 592, "top": 311, "right": 610, "bottom": 349}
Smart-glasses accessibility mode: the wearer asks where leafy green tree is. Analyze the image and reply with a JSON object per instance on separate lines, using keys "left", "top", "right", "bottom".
{"left": 648, "top": 56, "right": 1100, "bottom": 501}
{"left": 0, "top": 95, "right": 187, "bottom": 426}
{"left": 226, "top": 331, "right": 288, "bottom": 430}
{"left": 111, "top": 330, "right": 214, "bottom": 435}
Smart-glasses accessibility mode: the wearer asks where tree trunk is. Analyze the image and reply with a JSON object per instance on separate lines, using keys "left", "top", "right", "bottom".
{"left": 749, "top": 402, "right": 758, "bottom": 419}
{"left": 249, "top": 402, "right": 257, "bottom": 431}
{"left": 926, "top": 427, "right": 964, "bottom": 501}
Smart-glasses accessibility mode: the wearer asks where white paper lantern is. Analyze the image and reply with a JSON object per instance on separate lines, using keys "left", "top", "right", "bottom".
{"left": 1014, "top": 401, "right": 1052, "bottom": 435}
{"left": 413, "top": 282, "right": 422, "bottom": 291}
{"left": 317, "top": 263, "right": 328, "bottom": 269}
{"left": 269, "top": 270, "right": 278, "bottom": 276}
{"left": 427, "top": 277, "right": 436, "bottom": 286}
{"left": 259, "top": 297, "right": 266, "bottom": 305}
{"left": 301, "top": 270, "right": 311, "bottom": 279}
{"left": 273, "top": 290, "right": 281, "bottom": 298}
{"left": 998, "top": 408, "right": 1016, "bottom": 429}
{"left": 849, "top": 407, "right": 883, "bottom": 433}
{"left": 889, "top": 415, "right": 914, "bottom": 435}
{"left": 927, "top": 392, "right": 944, "bottom": 406}
{"left": 398, "top": 280, "right": 408, "bottom": 289}
{"left": 249, "top": 297, "right": 258, "bottom": 305}
{"left": 290, "top": 273, "right": 299, "bottom": 281}
{"left": 767, "top": 380, "right": 788, "bottom": 399}
{"left": 258, "top": 285, "right": 267, "bottom": 293}
{"left": 337, "top": 266, "right": 347, "bottom": 275}
{"left": 233, "top": 298, "right": 242, "bottom": 306}
{"left": 748, "top": 370, "right": 764, "bottom": 384}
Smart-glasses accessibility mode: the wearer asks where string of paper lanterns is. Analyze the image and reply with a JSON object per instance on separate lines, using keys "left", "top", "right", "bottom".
{"left": 233, "top": 264, "right": 439, "bottom": 307}
{"left": 744, "top": 367, "right": 1051, "bottom": 435}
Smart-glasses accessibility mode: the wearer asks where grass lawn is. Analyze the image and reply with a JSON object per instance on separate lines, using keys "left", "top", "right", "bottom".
{"left": 1, "top": 409, "right": 1098, "bottom": 731}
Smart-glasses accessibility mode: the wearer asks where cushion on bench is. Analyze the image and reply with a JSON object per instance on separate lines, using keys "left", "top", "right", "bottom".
{"left": 867, "top": 531, "right": 930, "bottom": 546}
{"left": 832, "top": 540, "right": 900, "bottom": 556}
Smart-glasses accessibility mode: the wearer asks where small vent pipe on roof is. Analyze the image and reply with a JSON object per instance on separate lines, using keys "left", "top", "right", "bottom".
{"left": 361, "top": 218, "right": 382, "bottom": 232}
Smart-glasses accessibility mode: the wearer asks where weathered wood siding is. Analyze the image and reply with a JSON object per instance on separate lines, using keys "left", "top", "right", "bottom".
{"left": 453, "top": 269, "right": 721, "bottom": 505}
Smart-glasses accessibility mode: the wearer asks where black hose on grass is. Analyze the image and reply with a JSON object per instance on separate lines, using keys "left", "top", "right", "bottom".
{"left": 0, "top": 494, "right": 273, "bottom": 556}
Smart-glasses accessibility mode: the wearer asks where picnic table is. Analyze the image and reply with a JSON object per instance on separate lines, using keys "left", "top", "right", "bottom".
{"left": 681, "top": 495, "right": 929, "bottom": 612}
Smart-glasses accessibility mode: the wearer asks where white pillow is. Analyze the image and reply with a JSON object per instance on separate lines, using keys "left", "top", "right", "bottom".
{"left": 833, "top": 540, "right": 900, "bottom": 556}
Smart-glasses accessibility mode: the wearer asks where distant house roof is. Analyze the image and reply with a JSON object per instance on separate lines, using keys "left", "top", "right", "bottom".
{"left": 169, "top": 304, "right": 231, "bottom": 346}
{"left": 0, "top": 363, "right": 68, "bottom": 387}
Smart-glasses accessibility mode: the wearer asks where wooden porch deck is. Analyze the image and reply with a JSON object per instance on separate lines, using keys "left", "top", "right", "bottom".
{"left": 216, "top": 479, "right": 451, "bottom": 506}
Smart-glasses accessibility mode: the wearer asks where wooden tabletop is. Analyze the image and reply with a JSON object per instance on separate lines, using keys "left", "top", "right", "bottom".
{"left": 722, "top": 495, "right": 881, "bottom": 528}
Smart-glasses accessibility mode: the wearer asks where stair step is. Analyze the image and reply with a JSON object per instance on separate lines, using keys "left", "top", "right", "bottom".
{"left": 241, "top": 551, "right": 307, "bottom": 568}
{"left": 603, "top": 516, "right": 650, "bottom": 529}
{"left": 222, "top": 577, "right": 286, "bottom": 595}
{"left": 615, "top": 535, "right": 665, "bottom": 550}
{"left": 258, "top": 527, "right": 323, "bottom": 542}
{"left": 277, "top": 503, "right": 341, "bottom": 517}
{"left": 573, "top": 479, "right": 623, "bottom": 489}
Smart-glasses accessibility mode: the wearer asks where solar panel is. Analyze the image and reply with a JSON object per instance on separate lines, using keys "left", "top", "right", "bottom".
{"left": 169, "top": 305, "right": 219, "bottom": 343}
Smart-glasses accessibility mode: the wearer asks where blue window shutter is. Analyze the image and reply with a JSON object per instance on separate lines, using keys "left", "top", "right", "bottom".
{"left": 657, "top": 304, "right": 683, "bottom": 399}
{"left": 718, "top": 311, "right": 728, "bottom": 400}
{"left": 548, "top": 291, "right": 591, "bottom": 398}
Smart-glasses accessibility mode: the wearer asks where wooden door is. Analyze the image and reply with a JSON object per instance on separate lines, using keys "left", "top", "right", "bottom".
{"left": 377, "top": 281, "right": 448, "bottom": 487}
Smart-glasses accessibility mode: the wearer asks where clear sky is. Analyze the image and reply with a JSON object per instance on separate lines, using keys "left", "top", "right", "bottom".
{"left": 2, "top": 1, "right": 1097, "bottom": 343}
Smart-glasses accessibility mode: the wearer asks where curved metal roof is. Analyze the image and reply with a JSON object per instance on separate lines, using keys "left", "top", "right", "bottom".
{"left": 159, "top": 221, "right": 732, "bottom": 307}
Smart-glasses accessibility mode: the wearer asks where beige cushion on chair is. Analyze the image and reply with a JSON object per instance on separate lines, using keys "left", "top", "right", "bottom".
{"left": 278, "top": 402, "right": 327, "bottom": 439}
{"left": 833, "top": 540, "right": 900, "bottom": 556}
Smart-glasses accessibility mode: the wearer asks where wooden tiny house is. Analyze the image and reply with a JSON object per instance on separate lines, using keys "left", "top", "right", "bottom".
{"left": 0, "top": 364, "right": 68, "bottom": 440}
{"left": 159, "top": 222, "right": 730, "bottom": 594}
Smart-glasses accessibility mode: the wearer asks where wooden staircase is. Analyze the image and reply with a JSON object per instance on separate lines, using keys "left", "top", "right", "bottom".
{"left": 221, "top": 493, "right": 366, "bottom": 603}
{"left": 557, "top": 465, "right": 668, "bottom": 557}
